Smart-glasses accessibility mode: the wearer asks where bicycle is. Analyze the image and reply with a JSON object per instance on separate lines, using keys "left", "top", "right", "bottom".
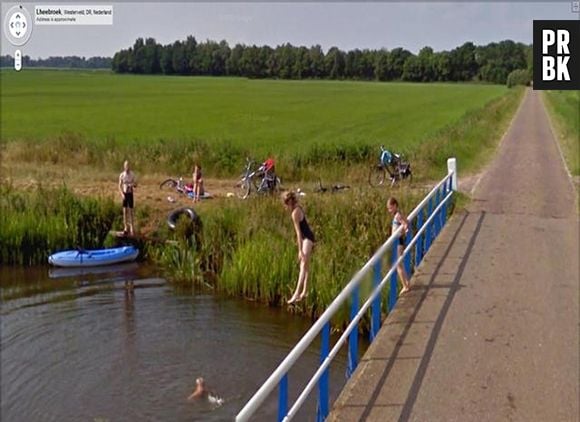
{"left": 314, "top": 178, "right": 350, "bottom": 194}
{"left": 235, "top": 158, "right": 281, "bottom": 199}
{"left": 159, "top": 177, "right": 194, "bottom": 196}
{"left": 368, "top": 145, "right": 412, "bottom": 187}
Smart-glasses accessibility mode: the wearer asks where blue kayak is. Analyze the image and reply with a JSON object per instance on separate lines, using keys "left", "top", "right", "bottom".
{"left": 48, "top": 246, "right": 139, "bottom": 267}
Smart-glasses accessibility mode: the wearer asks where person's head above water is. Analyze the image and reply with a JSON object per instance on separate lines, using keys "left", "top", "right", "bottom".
{"left": 188, "top": 376, "right": 209, "bottom": 401}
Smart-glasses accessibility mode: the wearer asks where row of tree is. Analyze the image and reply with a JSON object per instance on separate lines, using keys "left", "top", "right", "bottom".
{"left": 112, "top": 37, "right": 532, "bottom": 84}
{"left": 0, "top": 55, "right": 111, "bottom": 69}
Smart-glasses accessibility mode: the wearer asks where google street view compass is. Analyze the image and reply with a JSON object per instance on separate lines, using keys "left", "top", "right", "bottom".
{"left": 4, "top": 5, "right": 32, "bottom": 46}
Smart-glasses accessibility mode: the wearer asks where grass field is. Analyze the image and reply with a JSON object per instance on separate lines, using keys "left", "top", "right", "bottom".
{"left": 0, "top": 69, "right": 514, "bottom": 177}
{"left": 543, "top": 90, "right": 580, "bottom": 176}
{"left": 0, "top": 69, "right": 525, "bottom": 322}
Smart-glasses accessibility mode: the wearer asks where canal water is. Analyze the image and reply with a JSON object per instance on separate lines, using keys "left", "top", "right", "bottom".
{"left": 1, "top": 265, "right": 355, "bottom": 421}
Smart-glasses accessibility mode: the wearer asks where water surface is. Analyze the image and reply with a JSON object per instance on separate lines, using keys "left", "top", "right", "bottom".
{"left": 1, "top": 265, "right": 353, "bottom": 421}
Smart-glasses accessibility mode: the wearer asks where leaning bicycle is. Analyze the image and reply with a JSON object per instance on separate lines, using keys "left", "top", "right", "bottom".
{"left": 368, "top": 145, "right": 412, "bottom": 187}
{"left": 235, "top": 158, "right": 281, "bottom": 199}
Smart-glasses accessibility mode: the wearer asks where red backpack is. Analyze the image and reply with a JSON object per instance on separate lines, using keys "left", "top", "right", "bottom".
{"left": 263, "top": 158, "right": 275, "bottom": 172}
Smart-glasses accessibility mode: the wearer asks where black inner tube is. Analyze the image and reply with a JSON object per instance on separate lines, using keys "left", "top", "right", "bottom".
{"left": 167, "top": 207, "right": 199, "bottom": 230}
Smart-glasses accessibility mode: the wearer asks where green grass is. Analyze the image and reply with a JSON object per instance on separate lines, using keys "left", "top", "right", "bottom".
{"left": 543, "top": 90, "right": 580, "bottom": 176}
{"left": 0, "top": 69, "right": 513, "bottom": 177}
{"left": 149, "top": 187, "right": 441, "bottom": 327}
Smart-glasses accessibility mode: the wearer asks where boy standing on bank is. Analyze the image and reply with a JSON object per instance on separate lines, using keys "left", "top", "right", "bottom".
{"left": 119, "top": 160, "right": 137, "bottom": 236}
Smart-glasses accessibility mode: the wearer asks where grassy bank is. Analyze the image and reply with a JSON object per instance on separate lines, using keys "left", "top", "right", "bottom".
{"left": 406, "top": 87, "right": 524, "bottom": 181}
{"left": 0, "top": 184, "right": 118, "bottom": 265}
{"left": 151, "top": 187, "right": 430, "bottom": 327}
{"left": 543, "top": 90, "right": 580, "bottom": 176}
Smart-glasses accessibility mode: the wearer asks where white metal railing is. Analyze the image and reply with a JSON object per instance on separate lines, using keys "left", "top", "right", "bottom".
{"left": 236, "top": 158, "right": 458, "bottom": 422}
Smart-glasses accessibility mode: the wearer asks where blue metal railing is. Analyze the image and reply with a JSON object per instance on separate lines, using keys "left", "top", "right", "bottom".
{"left": 236, "top": 158, "right": 458, "bottom": 422}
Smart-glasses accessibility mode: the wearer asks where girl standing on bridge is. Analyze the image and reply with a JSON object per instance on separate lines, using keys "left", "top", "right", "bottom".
{"left": 282, "top": 191, "right": 316, "bottom": 304}
{"left": 387, "top": 197, "right": 411, "bottom": 295}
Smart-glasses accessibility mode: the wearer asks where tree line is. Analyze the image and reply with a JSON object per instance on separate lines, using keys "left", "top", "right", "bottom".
{"left": 0, "top": 55, "right": 111, "bottom": 69}
{"left": 112, "top": 36, "right": 532, "bottom": 85}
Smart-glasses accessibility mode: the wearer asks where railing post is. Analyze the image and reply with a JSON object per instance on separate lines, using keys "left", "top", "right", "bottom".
{"left": 441, "top": 184, "right": 447, "bottom": 228}
{"left": 445, "top": 178, "right": 453, "bottom": 226}
{"left": 317, "top": 322, "right": 330, "bottom": 422}
{"left": 415, "top": 209, "right": 424, "bottom": 267}
{"left": 347, "top": 285, "right": 359, "bottom": 377}
{"left": 404, "top": 226, "right": 412, "bottom": 276}
{"left": 434, "top": 189, "right": 441, "bottom": 238}
{"left": 370, "top": 260, "right": 381, "bottom": 342}
{"left": 447, "top": 157, "right": 457, "bottom": 191}
{"left": 425, "top": 197, "right": 433, "bottom": 252}
{"left": 278, "top": 374, "right": 288, "bottom": 422}
{"left": 388, "top": 245, "right": 398, "bottom": 312}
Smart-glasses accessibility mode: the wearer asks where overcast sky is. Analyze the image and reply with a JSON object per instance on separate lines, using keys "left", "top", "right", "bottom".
{"left": 1, "top": 2, "right": 577, "bottom": 58}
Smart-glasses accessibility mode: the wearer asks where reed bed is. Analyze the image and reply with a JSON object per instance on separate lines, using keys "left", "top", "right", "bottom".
{"left": 0, "top": 184, "right": 117, "bottom": 265}
{"left": 152, "top": 187, "right": 427, "bottom": 328}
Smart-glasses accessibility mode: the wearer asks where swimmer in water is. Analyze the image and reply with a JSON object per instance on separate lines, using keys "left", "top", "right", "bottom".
{"left": 187, "top": 377, "right": 225, "bottom": 406}
{"left": 188, "top": 377, "right": 208, "bottom": 400}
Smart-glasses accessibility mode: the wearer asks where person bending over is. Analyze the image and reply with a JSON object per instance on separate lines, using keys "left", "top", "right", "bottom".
{"left": 282, "top": 191, "right": 316, "bottom": 304}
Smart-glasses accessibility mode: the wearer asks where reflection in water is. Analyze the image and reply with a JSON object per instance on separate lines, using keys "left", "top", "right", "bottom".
{"left": 48, "top": 263, "right": 140, "bottom": 280}
{"left": 0, "top": 266, "right": 356, "bottom": 421}
{"left": 123, "top": 280, "right": 136, "bottom": 357}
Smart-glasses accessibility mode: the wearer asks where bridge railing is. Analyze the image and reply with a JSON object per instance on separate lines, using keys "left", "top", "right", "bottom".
{"left": 236, "top": 158, "right": 458, "bottom": 422}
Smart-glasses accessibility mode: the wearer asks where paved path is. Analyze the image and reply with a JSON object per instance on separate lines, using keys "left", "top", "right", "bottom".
{"left": 329, "top": 89, "right": 579, "bottom": 422}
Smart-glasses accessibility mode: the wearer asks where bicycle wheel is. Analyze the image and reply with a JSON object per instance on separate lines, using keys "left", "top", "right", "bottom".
{"left": 256, "top": 177, "right": 268, "bottom": 195}
{"left": 368, "top": 165, "right": 387, "bottom": 187}
{"left": 160, "top": 178, "right": 178, "bottom": 190}
{"left": 236, "top": 179, "right": 253, "bottom": 199}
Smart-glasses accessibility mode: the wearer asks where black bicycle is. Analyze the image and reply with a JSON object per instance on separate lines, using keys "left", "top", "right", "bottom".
{"left": 314, "top": 178, "right": 350, "bottom": 193}
{"left": 235, "top": 158, "right": 281, "bottom": 199}
{"left": 368, "top": 146, "right": 412, "bottom": 187}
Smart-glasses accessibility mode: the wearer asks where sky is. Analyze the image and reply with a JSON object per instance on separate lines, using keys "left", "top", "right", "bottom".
{"left": 1, "top": 2, "right": 577, "bottom": 58}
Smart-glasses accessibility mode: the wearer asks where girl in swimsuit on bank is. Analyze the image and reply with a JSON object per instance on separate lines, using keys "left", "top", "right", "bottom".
{"left": 282, "top": 191, "right": 316, "bottom": 304}
{"left": 192, "top": 164, "right": 204, "bottom": 202}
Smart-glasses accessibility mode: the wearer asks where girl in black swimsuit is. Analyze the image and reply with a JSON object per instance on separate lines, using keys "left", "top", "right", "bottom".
{"left": 282, "top": 191, "right": 315, "bottom": 304}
